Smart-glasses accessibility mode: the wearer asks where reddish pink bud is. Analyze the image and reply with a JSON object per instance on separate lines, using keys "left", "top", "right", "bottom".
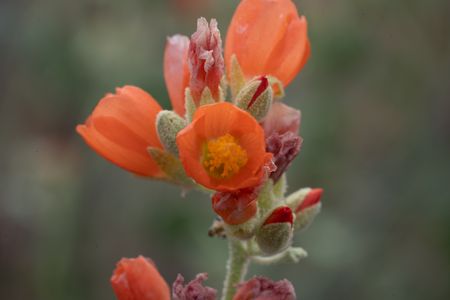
{"left": 212, "top": 189, "right": 257, "bottom": 225}
{"left": 233, "top": 276, "right": 296, "bottom": 300}
{"left": 172, "top": 273, "right": 217, "bottom": 300}
{"left": 263, "top": 102, "right": 301, "bottom": 137}
{"left": 188, "top": 17, "right": 224, "bottom": 102}
{"left": 247, "top": 76, "right": 269, "bottom": 109}
{"left": 266, "top": 132, "right": 302, "bottom": 183}
{"left": 296, "top": 188, "right": 323, "bottom": 213}
{"left": 111, "top": 256, "right": 170, "bottom": 300}
{"left": 263, "top": 206, "right": 293, "bottom": 225}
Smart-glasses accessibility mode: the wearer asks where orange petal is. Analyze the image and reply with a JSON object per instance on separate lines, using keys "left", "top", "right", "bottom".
{"left": 264, "top": 16, "right": 309, "bottom": 86}
{"left": 111, "top": 256, "right": 170, "bottom": 300}
{"left": 225, "top": 0, "right": 309, "bottom": 86}
{"left": 77, "top": 86, "right": 164, "bottom": 177}
{"left": 164, "top": 35, "right": 190, "bottom": 116}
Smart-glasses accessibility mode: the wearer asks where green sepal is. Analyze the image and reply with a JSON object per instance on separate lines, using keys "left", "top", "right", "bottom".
{"left": 184, "top": 88, "right": 196, "bottom": 123}
{"left": 156, "top": 110, "right": 187, "bottom": 155}
{"left": 257, "top": 180, "right": 275, "bottom": 218}
{"left": 224, "top": 216, "right": 259, "bottom": 240}
{"left": 219, "top": 75, "right": 228, "bottom": 101}
{"left": 272, "top": 175, "right": 287, "bottom": 199}
{"left": 229, "top": 54, "right": 246, "bottom": 98}
{"left": 147, "top": 147, "right": 194, "bottom": 188}
{"left": 199, "top": 87, "right": 215, "bottom": 106}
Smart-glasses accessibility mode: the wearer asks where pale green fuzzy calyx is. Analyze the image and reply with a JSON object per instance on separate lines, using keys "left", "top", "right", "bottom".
{"left": 294, "top": 202, "right": 321, "bottom": 231}
{"left": 256, "top": 222, "right": 293, "bottom": 255}
{"left": 147, "top": 147, "right": 193, "bottom": 187}
{"left": 235, "top": 77, "right": 273, "bottom": 121}
{"left": 285, "top": 187, "right": 312, "bottom": 212}
{"left": 224, "top": 216, "right": 259, "bottom": 240}
{"left": 256, "top": 180, "right": 275, "bottom": 219}
{"left": 229, "top": 54, "right": 246, "bottom": 98}
{"left": 219, "top": 75, "right": 228, "bottom": 101}
{"left": 184, "top": 88, "right": 196, "bottom": 123}
{"left": 272, "top": 175, "right": 287, "bottom": 199}
{"left": 156, "top": 110, "right": 187, "bottom": 155}
{"left": 199, "top": 87, "right": 215, "bottom": 106}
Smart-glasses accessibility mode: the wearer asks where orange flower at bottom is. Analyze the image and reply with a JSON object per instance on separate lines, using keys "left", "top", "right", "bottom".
{"left": 76, "top": 86, "right": 164, "bottom": 177}
{"left": 111, "top": 256, "right": 170, "bottom": 300}
{"left": 176, "top": 102, "right": 272, "bottom": 192}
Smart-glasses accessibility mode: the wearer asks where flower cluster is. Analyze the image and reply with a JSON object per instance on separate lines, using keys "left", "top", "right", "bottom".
{"left": 77, "top": 0, "right": 323, "bottom": 299}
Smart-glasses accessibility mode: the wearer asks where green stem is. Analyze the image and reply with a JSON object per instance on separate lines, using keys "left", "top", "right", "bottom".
{"left": 221, "top": 238, "right": 249, "bottom": 300}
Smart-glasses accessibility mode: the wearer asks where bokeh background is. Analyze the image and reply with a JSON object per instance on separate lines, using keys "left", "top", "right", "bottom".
{"left": 1, "top": 0, "right": 449, "bottom": 299}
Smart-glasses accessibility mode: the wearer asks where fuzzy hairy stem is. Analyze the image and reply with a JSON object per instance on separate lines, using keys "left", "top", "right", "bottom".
{"left": 221, "top": 238, "right": 249, "bottom": 300}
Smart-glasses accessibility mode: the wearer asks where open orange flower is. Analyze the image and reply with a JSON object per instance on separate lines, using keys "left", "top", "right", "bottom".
{"left": 176, "top": 102, "right": 272, "bottom": 192}
{"left": 76, "top": 86, "right": 164, "bottom": 177}
{"left": 111, "top": 256, "right": 170, "bottom": 300}
{"left": 225, "top": 0, "right": 310, "bottom": 87}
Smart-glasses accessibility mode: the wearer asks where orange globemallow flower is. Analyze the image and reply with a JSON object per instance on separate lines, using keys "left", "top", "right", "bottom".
{"left": 176, "top": 102, "right": 272, "bottom": 192}
{"left": 76, "top": 86, "right": 164, "bottom": 177}
{"left": 111, "top": 256, "right": 170, "bottom": 300}
{"left": 164, "top": 35, "right": 190, "bottom": 117}
{"left": 225, "top": 0, "right": 310, "bottom": 87}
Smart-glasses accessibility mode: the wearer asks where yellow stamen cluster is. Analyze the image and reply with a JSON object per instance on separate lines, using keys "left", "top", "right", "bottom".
{"left": 202, "top": 134, "right": 248, "bottom": 179}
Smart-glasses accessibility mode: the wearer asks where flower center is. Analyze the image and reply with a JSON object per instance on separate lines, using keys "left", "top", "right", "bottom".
{"left": 202, "top": 134, "right": 248, "bottom": 179}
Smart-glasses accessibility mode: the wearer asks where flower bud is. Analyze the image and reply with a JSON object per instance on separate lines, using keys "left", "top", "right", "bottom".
{"left": 156, "top": 110, "right": 187, "bottom": 155}
{"left": 111, "top": 256, "right": 170, "bottom": 300}
{"left": 172, "top": 273, "right": 217, "bottom": 300}
{"left": 263, "top": 206, "right": 294, "bottom": 226}
{"left": 212, "top": 189, "right": 259, "bottom": 239}
{"left": 212, "top": 189, "right": 257, "bottom": 226}
{"left": 287, "top": 188, "right": 323, "bottom": 231}
{"left": 256, "top": 206, "right": 293, "bottom": 255}
{"left": 265, "top": 131, "right": 302, "bottom": 183}
{"left": 263, "top": 102, "right": 301, "bottom": 137}
{"left": 233, "top": 276, "right": 296, "bottom": 300}
{"left": 189, "top": 17, "right": 224, "bottom": 103}
{"left": 235, "top": 76, "right": 273, "bottom": 121}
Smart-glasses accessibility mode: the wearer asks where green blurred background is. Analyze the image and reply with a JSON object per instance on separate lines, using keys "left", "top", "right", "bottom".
{"left": 1, "top": 0, "right": 449, "bottom": 299}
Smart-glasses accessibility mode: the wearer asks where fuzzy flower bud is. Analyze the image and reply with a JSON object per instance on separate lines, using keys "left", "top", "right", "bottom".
{"left": 266, "top": 132, "right": 302, "bottom": 183}
{"left": 111, "top": 256, "right": 170, "bottom": 300}
{"left": 235, "top": 76, "right": 273, "bottom": 121}
{"left": 294, "top": 188, "right": 323, "bottom": 230}
{"left": 256, "top": 206, "right": 294, "bottom": 255}
{"left": 212, "top": 189, "right": 257, "bottom": 226}
{"left": 263, "top": 102, "right": 301, "bottom": 137}
{"left": 233, "top": 276, "right": 296, "bottom": 300}
{"left": 172, "top": 273, "right": 217, "bottom": 300}
{"left": 188, "top": 17, "right": 224, "bottom": 103}
{"left": 156, "top": 110, "right": 187, "bottom": 155}
{"left": 263, "top": 102, "right": 302, "bottom": 182}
